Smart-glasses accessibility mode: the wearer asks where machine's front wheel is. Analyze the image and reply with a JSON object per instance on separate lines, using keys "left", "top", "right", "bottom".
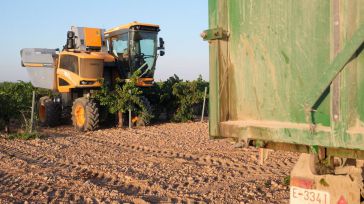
{"left": 72, "top": 97, "right": 99, "bottom": 132}
{"left": 38, "top": 96, "right": 61, "bottom": 127}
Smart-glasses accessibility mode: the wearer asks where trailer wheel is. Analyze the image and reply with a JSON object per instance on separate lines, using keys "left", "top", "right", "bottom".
{"left": 38, "top": 96, "right": 61, "bottom": 127}
{"left": 72, "top": 97, "right": 99, "bottom": 132}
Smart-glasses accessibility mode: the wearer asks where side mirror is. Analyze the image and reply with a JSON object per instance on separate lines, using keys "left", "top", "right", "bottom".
{"left": 158, "top": 37, "right": 165, "bottom": 56}
{"left": 158, "top": 38, "right": 165, "bottom": 49}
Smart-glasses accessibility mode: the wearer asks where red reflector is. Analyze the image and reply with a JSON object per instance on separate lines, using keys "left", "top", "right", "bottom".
{"left": 290, "top": 177, "right": 314, "bottom": 189}
{"left": 337, "top": 195, "right": 347, "bottom": 204}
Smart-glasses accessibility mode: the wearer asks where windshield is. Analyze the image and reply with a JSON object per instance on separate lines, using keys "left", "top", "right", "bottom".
{"left": 129, "top": 31, "right": 158, "bottom": 78}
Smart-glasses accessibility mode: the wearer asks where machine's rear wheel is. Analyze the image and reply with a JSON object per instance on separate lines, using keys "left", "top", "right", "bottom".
{"left": 72, "top": 97, "right": 99, "bottom": 131}
{"left": 38, "top": 96, "right": 61, "bottom": 127}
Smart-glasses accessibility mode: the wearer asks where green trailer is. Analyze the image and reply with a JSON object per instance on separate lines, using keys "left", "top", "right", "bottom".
{"left": 204, "top": 0, "right": 364, "bottom": 203}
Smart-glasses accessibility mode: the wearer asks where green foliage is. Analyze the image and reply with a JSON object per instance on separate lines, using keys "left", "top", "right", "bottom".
{"left": 8, "top": 132, "right": 40, "bottom": 140}
{"left": 94, "top": 71, "right": 153, "bottom": 124}
{"left": 95, "top": 74, "right": 208, "bottom": 124}
{"left": 148, "top": 75, "right": 182, "bottom": 120}
{"left": 171, "top": 75, "right": 209, "bottom": 122}
{"left": 319, "top": 178, "right": 329, "bottom": 187}
{"left": 159, "top": 75, "right": 182, "bottom": 107}
{"left": 0, "top": 75, "right": 208, "bottom": 132}
{"left": 0, "top": 119, "right": 5, "bottom": 130}
{"left": 0, "top": 81, "right": 51, "bottom": 132}
{"left": 0, "top": 81, "right": 34, "bottom": 122}
{"left": 264, "top": 180, "right": 271, "bottom": 188}
{"left": 283, "top": 176, "right": 290, "bottom": 186}
{"left": 141, "top": 75, "right": 209, "bottom": 122}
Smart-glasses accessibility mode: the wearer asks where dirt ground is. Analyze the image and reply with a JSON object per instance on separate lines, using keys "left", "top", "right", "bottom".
{"left": 0, "top": 122, "right": 298, "bottom": 203}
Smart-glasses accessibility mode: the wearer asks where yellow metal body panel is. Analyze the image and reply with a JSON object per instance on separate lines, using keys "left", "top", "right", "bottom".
{"left": 84, "top": 27, "right": 102, "bottom": 47}
{"left": 56, "top": 68, "right": 102, "bottom": 93}
{"left": 105, "top": 21, "right": 159, "bottom": 36}
{"left": 22, "top": 63, "right": 45, "bottom": 67}
{"left": 60, "top": 51, "right": 114, "bottom": 61}
{"left": 56, "top": 51, "right": 110, "bottom": 93}
{"left": 136, "top": 78, "right": 154, "bottom": 87}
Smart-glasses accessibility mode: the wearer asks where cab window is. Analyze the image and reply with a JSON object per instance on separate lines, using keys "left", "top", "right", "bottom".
{"left": 59, "top": 55, "right": 79, "bottom": 74}
{"left": 111, "top": 33, "right": 128, "bottom": 58}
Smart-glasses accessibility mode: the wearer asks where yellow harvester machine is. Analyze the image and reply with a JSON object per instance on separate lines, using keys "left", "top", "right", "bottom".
{"left": 21, "top": 22, "right": 165, "bottom": 131}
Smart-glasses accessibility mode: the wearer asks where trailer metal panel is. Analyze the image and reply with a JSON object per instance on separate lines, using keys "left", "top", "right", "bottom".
{"left": 207, "top": 0, "right": 364, "bottom": 153}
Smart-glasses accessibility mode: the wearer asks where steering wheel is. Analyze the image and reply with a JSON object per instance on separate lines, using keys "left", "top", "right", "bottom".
{"left": 136, "top": 53, "right": 145, "bottom": 58}
{"left": 143, "top": 54, "right": 154, "bottom": 59}
{"left": 136, "top": 53, "right": 154, "bottom": 59}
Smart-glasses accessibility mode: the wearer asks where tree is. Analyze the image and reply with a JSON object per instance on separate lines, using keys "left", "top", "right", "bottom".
{"left": 156, "top": 74, "right": 182, "bottom": 120}
{"left": 94, "top": 71, "right": 152, "bottom": 127}
{"left": 172, "top": 75, "right": 208, "bottom": 122}
{"left": 0, "top": 81, "right": 50, "bottom": 132}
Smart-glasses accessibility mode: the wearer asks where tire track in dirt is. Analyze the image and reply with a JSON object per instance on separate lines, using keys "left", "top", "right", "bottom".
{"left": 144, "top": 127, "right": 298, "bottom": 176}
{"left": 62, "top": 134, "right": 292, "bottom": 203}
{"left": 130, "top": 127, "right": 297, "bottom": 172}
{"left": 0, "top": 167, "right": 96, "bottom": 203}
{"left": 0, "top": 142, "right": 205, "bottom": 203}
{"left": 0, "top": 147, "right": 117, "bottom": 203}
{"left": 19, "top": 134, "right": 280, "bottom": 180}
{"left": 73, "top": 134, "right": 294, "bottom": 203}
{"left": 1, "top": 123, "right": 297, "bottom": 203}
{"left": 39, "top": 126, "right": 296, "bottom": 177}
{"left": 77, "top": 134, "right": 294, "bottom": 177}
{"left": 2, "top": 137, "right": 279, "bottom": 203}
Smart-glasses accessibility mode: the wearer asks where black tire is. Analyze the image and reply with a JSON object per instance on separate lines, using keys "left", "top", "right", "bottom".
{"left": 38, "top": 96, "right": 61, "bottom": 127}
{"left": 72, "top": 97, "right": 99, "bottom": 132}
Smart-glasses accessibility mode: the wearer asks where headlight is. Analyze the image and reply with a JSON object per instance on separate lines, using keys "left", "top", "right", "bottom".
{"left": 80, "top": 81, "right": 95, "bottom": 85}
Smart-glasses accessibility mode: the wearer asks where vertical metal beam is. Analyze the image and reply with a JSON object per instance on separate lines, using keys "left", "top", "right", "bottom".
{"left": 201, "top": 87, "right": 208, "bottom": 122}
{"left": 208, "top": 39, "right": 220, "bottom": 138}
{"left": 331, "top": 0, "right": 341, "bottom": 123}
{"left": 208, "top": 0, "right": 230, "bottom": 138}
{"left": 30, "top": 91, "right": 36, "bottom": 133}
{"left": 129, "top": 90, "right": 132, "bottom": 129}
{"left": 218, "top": 0, "right": 230, "bottom": 123}
{"left": 330, "top": 0, "right": 341, "bottom": 146}
{"left": 208, "top": 0, "right": 222, "bottom": 138}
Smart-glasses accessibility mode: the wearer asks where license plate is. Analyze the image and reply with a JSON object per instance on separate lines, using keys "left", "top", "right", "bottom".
{"left": 290, "top": 186, "right": 330, "bottom": 204}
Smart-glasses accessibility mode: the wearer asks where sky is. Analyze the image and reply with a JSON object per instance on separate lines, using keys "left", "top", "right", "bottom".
{"left": 0, "top": 0, "right": 208, "bottom": 82}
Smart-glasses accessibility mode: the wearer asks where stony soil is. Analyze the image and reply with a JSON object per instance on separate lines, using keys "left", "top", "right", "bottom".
{"left": 0, "top": 122, "right": 298, "bottom": 203}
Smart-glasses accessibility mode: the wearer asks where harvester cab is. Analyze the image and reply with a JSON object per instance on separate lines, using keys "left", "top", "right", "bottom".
{"left": 105, "top": 22, "right": 165, "bottom": 86}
